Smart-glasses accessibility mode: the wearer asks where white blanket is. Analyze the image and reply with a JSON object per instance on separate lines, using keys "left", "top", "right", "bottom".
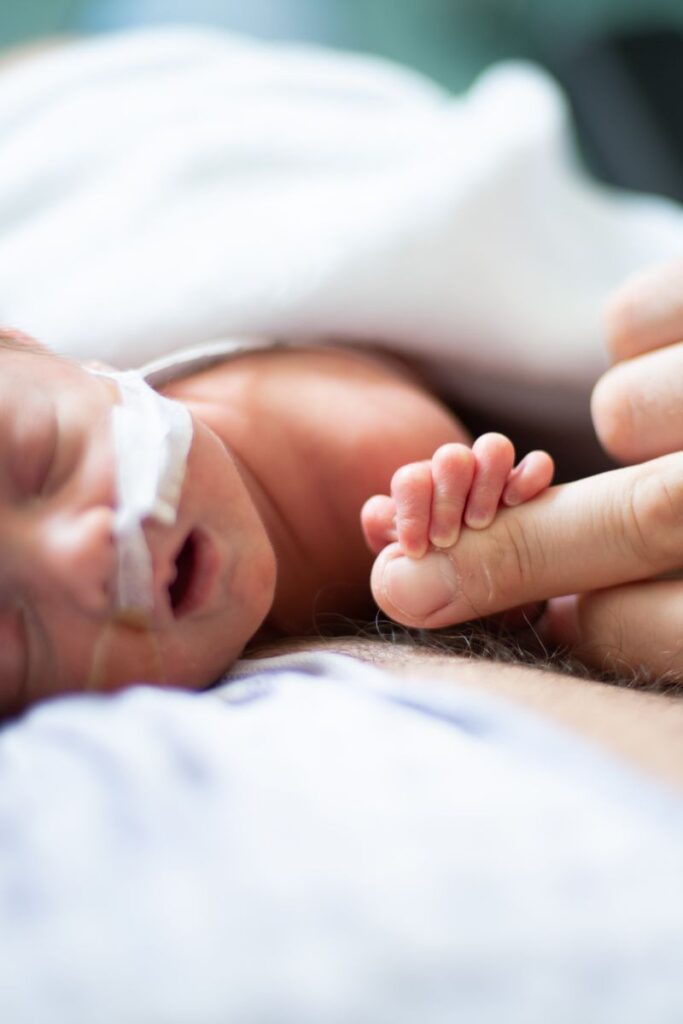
{"left": 1, "top": 26, "right": 682, "bottom": 420}
{"left": 3, "top": 32, "right": 683, "bottom": 1020}
{"left": 1, "top": 653, "right": 682, "bottom": 1024}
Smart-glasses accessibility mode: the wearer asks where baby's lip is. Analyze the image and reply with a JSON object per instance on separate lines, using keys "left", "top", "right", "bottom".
{"left": 166, "top": 527, "right": 220, "bottom": 619}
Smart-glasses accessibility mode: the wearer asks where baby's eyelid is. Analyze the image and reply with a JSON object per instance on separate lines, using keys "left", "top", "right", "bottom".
{"left": 41, "top": 409, "right": 93, "bottom": 497}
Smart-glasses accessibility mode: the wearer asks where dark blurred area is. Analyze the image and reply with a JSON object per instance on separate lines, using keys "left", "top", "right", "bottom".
{"left": 543, "top": 28, "right": 683, "bottom": 203}
{"left": 4, "top": 1, "right": 683, "bottom": 200}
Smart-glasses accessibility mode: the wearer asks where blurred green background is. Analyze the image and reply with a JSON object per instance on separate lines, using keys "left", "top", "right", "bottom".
{"left": 3, "top": 1, "right": 683, "bottom": 199}
{"left": 0, "top": 0, "right": 84, "bottom": 49}
{"left": 2, "top": 1, "right": 683, "bottom": 91}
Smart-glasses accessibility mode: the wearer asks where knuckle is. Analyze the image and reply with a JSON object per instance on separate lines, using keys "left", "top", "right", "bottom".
{"left": 501, "top": 516, "right": 540, "bottom": 590}
{"left": 391, "top": 461, "right": 429, "bottom": 496}
{"left": 433, "top": 442, "right": 471, "bottom": 473}
{"left": 398, "top": 509, "right": 425, "bottom": 533}
{"left": 628, "top": 467, "right": 683, "bottom": 568}
{"left": 434, "top": 441, "right": 463, "bottom": 461}
{"left": 433, "top": 450, "right": 473, "bottom": 496}
{"left": 495, "top": 434, "right": 515, "bottom": 460}
{"left": 432, "top": 492, "right": 462, "bottom": 517}
{"left": 471, "top": 516, "right": 542, "bottom": 612}
{"left": 390, "top": 463, "right": 415, "bottom": 493}
{"left": 475, "top": 432, "right": 513, "bottom": 455}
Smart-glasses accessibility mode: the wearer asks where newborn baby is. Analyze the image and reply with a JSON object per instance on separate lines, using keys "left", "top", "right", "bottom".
{"left": 0, "top": 330, "right": 553, "bottom": 713}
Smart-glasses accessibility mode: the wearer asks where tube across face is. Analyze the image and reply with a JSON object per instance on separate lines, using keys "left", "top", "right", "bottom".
{"left": 89, "top": 368, "right": 194, "bottom": 621}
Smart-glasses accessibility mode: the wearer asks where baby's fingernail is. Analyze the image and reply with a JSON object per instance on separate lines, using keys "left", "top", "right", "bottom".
{"left": 464, "top": 509, "right": 491, "bottom": 529}
{"left": 503, "top": 490, "right": 520, "bottom": 506}
{"left": 429, "top": 527, "right": 458, "bottom": 549}
{"left": 381, "top": 552, "right": 458, "bottom": 621}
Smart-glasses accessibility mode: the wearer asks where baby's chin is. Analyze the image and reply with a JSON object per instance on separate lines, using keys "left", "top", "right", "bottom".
{"left": 167, "top": 617, "right": 268, "bottom": 691}
{"left": 82, "top": 623, "right": 239, "bottom": 695}
{"left": 181, "top": 547, "right": 277, "bottom": 688}
{"left": 159, "top": 407, "right": 278, "bottom": 683}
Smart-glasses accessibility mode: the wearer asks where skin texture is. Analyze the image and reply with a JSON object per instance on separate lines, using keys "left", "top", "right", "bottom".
{"left": 368, "top": 258, "right": 683, "bottom": 687}
{"left": 3, "top": 39, "right": 683, "bottom": 795}
{"left": 561, "top": 258, "right": 683, "bottom": 680}
{"left": 0, "top": 337, "right": 470, "bottom": 712}
{"left": 370, "top": 452, "right": 683, "bottom": 629}
{"left": 161, "top": 345, "right": 471, "bottom": 635}
{"left": 1, "top": 44, "right": 682, "bottom": 790}
{"left": 5, "top": 318, "right": 683, "bottom": 712}
{"left": 361, "top": 437, "right": 554, "bottom": 557}
{"left": 0, "top": 340, "right": 276, "bottom": 711}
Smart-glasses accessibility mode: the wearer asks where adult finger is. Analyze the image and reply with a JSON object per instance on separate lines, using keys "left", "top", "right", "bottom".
{"left": 370, "top": 452, "right": 683, "bottom": 629}
{"left": 545, "top": 580, "right": 683, "bottom": 683}
{"left": 605, "top": 259, "right": 683, "bottom": 363}
{"left": 592, "top": 341, "right": 683, "bottom": 463}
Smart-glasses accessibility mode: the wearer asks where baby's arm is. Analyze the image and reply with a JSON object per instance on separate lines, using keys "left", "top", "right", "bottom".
{"left": 362, "top": 434, "right": 554, "bottom": 558}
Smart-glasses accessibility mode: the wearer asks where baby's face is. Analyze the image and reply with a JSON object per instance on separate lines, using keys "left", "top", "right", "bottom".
{"left": 0, "top": 341, "right": 277, "bottom": 713}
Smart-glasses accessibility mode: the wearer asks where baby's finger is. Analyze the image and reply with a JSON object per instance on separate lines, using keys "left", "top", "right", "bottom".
{"left": 429, "top": 443, "right": 475, "bottom": 548}
{"left": 464, "top": 433, "right": 515, "bottom": 529}
{"left": 502, "top": 451, "right": 554, "bottom": 507}
{"left": 391, "top": 460, "right": 433, "bottom": 559}
{"left": 361, "top": 494, "right": 397, "bottom": 555}
{"left": 371, "top": 451, "right": 683, "bottom": 630}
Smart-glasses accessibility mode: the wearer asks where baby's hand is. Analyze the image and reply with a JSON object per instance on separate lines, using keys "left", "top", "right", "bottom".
{"left": 361, "top": 434, "right": 554, "bottom": 558}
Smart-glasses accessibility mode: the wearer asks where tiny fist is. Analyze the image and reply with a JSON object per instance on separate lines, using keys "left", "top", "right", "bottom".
{"left": 372, "top": 546, "right": 458, "bottom": 626}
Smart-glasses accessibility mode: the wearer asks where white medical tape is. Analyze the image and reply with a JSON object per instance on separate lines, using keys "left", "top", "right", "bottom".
{"left": 90, "top": 369, "right": 193, "bottom": 617}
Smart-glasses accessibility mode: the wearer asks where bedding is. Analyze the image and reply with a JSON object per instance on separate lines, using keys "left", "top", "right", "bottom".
{"left": 1, "top": 652, "right": 683, "bottom": 1024}
{"left": 2, "top": 28, "right": 683, "bottom": 1022}
{"left": 1, "top": 26, "right": 682, "bottom": 425}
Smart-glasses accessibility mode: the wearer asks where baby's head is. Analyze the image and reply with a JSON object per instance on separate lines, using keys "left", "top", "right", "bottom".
{"left": 0, "top": 331, "right": 276, "bottom": 714}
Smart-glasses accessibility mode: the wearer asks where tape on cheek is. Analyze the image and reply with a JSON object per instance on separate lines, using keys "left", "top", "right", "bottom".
{"left": 90, "top": 369, "right": 193, "bottom": 617}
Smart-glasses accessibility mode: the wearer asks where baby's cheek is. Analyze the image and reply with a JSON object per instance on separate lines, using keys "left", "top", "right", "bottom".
{"left": 0, "top": 611, "right": 25, "bottom": 708}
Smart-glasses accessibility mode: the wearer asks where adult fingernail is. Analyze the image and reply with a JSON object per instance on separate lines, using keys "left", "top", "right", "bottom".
{"left": 381, "top": 551, "right": 458, "bottom": 620}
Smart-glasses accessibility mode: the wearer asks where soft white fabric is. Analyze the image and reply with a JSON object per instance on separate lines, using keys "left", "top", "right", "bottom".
{"left": 2, "top": 32, "right": 683, "bottom": 1020}
{"left": 1, "top": 652, "right": 682, "bottom": 1024}
{"left": 0, "top": 26, "right": 682, "bottom": 423}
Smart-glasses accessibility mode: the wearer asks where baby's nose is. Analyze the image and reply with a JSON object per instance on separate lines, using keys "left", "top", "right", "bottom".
{"left": 31, "top": 508, "right": 117, "bottom": 616}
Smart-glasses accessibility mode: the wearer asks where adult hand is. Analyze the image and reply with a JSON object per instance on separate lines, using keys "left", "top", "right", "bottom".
{"left": 371, "top": 258, "right": 683, "bottom": 681}
{"left": 369, "top": 449, "right": 683, "bottom": 622}
{"left": 564, "top": 259, "right": 683, "bottom": 680}
{"left": 592, "top": 259, "right": 683, "bottom": 462}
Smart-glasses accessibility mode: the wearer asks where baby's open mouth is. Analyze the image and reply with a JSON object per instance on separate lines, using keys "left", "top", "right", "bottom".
{"left": 168, "top": 528, "right": 218, "bottom": 618}
{"left": 169, "top": 531, "right": 196, "bottom": 614}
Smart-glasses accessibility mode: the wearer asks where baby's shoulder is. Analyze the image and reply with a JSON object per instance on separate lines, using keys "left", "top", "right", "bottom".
{"left": 140, "top": 336, "right": 280, "bottom": 390}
